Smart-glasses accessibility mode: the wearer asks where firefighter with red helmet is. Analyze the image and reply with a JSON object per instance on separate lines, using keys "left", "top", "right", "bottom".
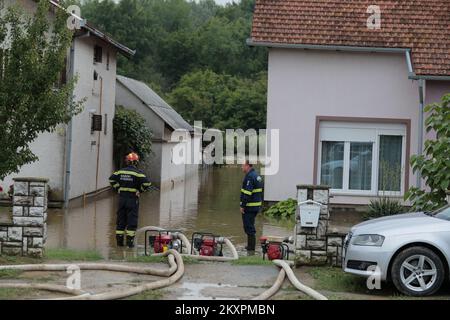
{"left": 109, "top": 152, "right": 152, "bottom": 248}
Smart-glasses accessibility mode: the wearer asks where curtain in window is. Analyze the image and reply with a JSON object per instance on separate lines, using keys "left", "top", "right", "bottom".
{"left": 378, "top": 135, "right": 402, "bottom": 192}
{"left": 321, "top": 141, "right": 344, "bottom": 189}
{"left": 349, "top": 142, "right": 373, "bottom": 190}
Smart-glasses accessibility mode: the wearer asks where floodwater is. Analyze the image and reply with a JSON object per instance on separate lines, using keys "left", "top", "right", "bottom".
{"left": 44, "top": 166, "right": 292, "bottom": 259}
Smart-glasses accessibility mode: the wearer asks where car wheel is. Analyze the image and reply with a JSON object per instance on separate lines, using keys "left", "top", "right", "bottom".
{"left": 391, "top": 246, "right": 445, "bottom": 296}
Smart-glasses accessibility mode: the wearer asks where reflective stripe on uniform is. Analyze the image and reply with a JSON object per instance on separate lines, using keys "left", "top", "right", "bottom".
{"left": 241, "top": 188, "right": 262, "bottom": 195}
{"left": 246, "top": 202, "right": 262, "bottom": 207}
{"left": 114, "top": 170, "right": 146, "bottom": 178}
{"left": 126, "top": 230, "right": 136, "bottom": 236}
{"left": 118, "top": 187, "right": 138, "bottom": 193}
{"left": 112, "top": 183, "right": 120, "bottom": 188}
{"left": 141, "top": 182, "right": 152, "bottom": 191}
{"left": 116, "top": 230, "right": 125, "bottom": 235}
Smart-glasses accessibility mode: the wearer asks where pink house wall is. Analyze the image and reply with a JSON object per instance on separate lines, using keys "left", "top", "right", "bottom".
{"left": 424, "top": 81, "right": 450, "bottom": 141}
{"left": 265, "top": 48, "right": 423, "bottom": 205}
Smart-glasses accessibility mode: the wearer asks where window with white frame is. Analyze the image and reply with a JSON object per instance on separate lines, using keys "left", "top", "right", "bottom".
{"left": 318, "top": 121, "right": 406, "bottom": 196}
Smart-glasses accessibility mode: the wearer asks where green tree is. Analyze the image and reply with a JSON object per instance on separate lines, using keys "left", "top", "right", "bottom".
{"left": 167, "top": 69, "right": 267, "bottom": 130}
{"left": 113, "top": 106, "right": 153, "bottom": 168}
{"left": 167, "top": 69, "right": 231, "bottom": 129}
{"left": 79, "top": 0, "right": 268, "bottom": 129}
{"left": 79, "top": 0, "right": 267, "bottom": 90}
{"left": 405, "top": 93, "right": 450, "bottom": 211}
{"left": 0, "top": 0, "right": 82, "bottom": 179}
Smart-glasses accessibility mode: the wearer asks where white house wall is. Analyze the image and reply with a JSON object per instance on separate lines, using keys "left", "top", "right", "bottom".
{"left": 68, "top": 36, "right": 117, "bottom": 199}
{"left": 115, "top": 82, "right": 166, "bottom": 140}
{"left": 146, "top": 141, "right": 162, "bottom": 184}
{"left": 160, "top": 142, "right": 186, "bottom": 188}
{"left": 1, "top": 131, "right": 66, "bottom": 199}
{"left": 265, "top": 49, "right": 421, "bottom": 204}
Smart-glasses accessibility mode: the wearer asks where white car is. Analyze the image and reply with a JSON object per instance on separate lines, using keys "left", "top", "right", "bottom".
{"left": 343, "top": 205, "right": 450, "bottom": 296}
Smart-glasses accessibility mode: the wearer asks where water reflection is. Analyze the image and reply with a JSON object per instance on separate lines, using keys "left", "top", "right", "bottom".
{"left": 44, "top": 166, "right": 289, "bottom": 259}
{"left": 47, "top": 195, "right": 116, "bottom": 259}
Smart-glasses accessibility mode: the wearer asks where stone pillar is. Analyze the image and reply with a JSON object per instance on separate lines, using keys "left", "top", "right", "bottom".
{"left": 0, "top": 177, "right": 48, "bottom": 257}
{"left": 295, "top": 184, "right": 330, "bottom": 266}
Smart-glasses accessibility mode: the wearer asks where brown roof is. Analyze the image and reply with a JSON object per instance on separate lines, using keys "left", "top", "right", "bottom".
{"left": 250, "top": 0, "right": 450, "bottom": 77}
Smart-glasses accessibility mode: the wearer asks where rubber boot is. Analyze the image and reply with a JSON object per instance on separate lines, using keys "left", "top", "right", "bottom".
{"left": 245, "top": 234, "right": 256, "bottom": 252}
{"left": 116, "top": 234, "right": 124, "bottom": 247}
{"left": 126, "top": 235, "right": 135, "bottom": 248}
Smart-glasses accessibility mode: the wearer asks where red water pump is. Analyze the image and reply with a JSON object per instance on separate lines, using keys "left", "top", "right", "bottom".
{"left": 191, "top": 232, "right": 223, "bottom": 256}
{"left": 153, "top": 234, "right": 172, "bottom": 253}
{"left": 260, "top": 236, "right": 290, "bottom": 260}
{"left": 145, "top": 230, "right": 183, "bottom": 255}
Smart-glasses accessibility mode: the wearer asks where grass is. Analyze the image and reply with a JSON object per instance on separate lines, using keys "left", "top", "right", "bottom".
{"left": 308, "top": 267, "right": 368, "bottom": 293}
{"left": 0, "top": 288, "right": 38, "bottom": 300}
{"left": 0, "top": 255, "right": 43, "bottom": 265}
{"left": 231, "top": 255, "right": 274, "bottom": 266}
{"left": 125, "top": 289, "right": 165, "bottom": 300}
{"left": 44, "top": 248, "right": 103, "bottom": 261}
{"left": 125, "top": 255, "right": 200, "bottom": 264}
{"left": 0, "top": 269, "right": 23, "bottom": 279}
{"left": 263, "top": 215, "right": 296, "bottom": 230}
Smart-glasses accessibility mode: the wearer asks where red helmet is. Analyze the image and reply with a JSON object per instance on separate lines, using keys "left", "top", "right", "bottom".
{"left": 125, "top": 152, "right": 139, "bottom": 162}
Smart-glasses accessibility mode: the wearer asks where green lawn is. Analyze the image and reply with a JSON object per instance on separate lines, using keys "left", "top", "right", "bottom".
{"left": 307, "top": 267, "right": 368, "bottom": 293}
{"left": 231, "top": 255, "right": 274, "bottom": 266}
{"left": 0, "top": 288, "right": 38, "bottom": 300}
{"left": 0, "top": 269, "right": 23, "bottom": 279}
{"left": 44, "top": 248, "right": 103, "bottom": 261}
{"left": 125, "top": 289, "right": 165, "bottom": 300}
{"left": 125, "top": 255, "right": 200, "bottom": 264}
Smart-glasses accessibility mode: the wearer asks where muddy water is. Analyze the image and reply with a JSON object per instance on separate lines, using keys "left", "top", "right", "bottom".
{"left": 45, "top": 166, "right": 292, "bottom": 259}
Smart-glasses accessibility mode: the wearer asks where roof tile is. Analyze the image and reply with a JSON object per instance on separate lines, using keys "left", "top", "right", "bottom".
{"left": 250, "top": 0, "right": 450, "bottom": 76}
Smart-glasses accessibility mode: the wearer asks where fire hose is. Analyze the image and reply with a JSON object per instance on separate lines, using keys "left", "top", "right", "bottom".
{"left": 0, "top": 225, "right": 325, "bottom": 300}
{"left": 272, "top": 260, "right": 328, "bottom": 300}
{"left": 0, "top": 249, "right": 184, "bottom": 300}
{"left": 252, "top": 268, "right": 286, "bottom": 300}
{"left": 252, "top": 260, "right": 327, "bottom": 300}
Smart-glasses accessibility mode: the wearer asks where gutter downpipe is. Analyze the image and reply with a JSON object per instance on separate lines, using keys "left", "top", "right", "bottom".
{"left": 417, "top": 79, "right": 425, "bottom": 188}
{"left": 405, "top": 50, "right": 426, "bottom": 189}
{"left": 63, "top": 41, "right": 75, "bottom": 209}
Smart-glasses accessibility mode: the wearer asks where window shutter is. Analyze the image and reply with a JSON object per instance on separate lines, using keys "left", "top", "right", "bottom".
{"left": 91, "top": 114, "right": 102, "bottom": 132}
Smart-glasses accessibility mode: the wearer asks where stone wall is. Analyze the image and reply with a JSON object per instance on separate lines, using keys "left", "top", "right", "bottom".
{"left": 0, "top": 178, "right": 48, "bottom": 257}
{"left": 295, "top": 185, "right": 330, "bottom": 266}
{"left": 295, "top": 184, "right": 346, "bottom": 267}
{"left": 325, "top": 232, "right": 346, "bottom": 267}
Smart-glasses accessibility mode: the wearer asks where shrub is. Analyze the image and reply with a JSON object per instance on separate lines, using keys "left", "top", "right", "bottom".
{"left": 366, "top": 198, "right": 405, "bottom": 219}
{"left": 264, "top": 198, "right": 297, "bottom": 219}
{"left": 405, "top": 93, "right": 450, "bottom": 211}
{"left": 113, "top": 106, "right": 153, "bottom": 168}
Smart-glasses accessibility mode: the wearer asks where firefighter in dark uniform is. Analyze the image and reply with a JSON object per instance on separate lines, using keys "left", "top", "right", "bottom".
{"left": 240, "top": 160, "right": 263, "bottom": 252}
{"left": 109, "top": 152, "right": 152, "bottom": 248}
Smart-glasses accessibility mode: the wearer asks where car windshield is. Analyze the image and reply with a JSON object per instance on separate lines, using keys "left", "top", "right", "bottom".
{"left": 431, "top": 205, "right": 450, "bottom": 221}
